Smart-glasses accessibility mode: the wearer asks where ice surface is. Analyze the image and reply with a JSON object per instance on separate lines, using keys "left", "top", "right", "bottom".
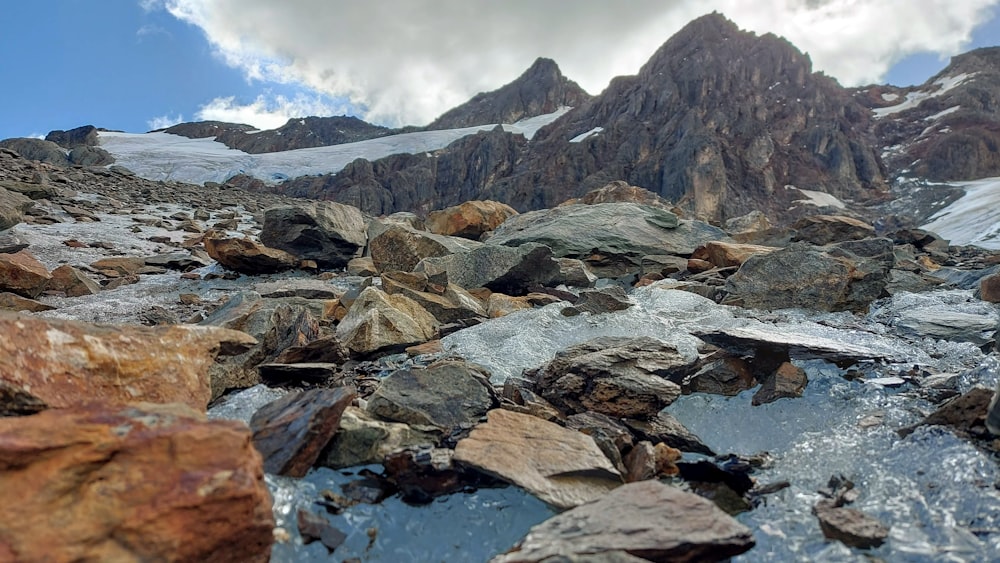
{"left": 922, "top": 177, "right": 1000, "bottom": 249}
{"left": 208, "top": 385, "right": 288, "bottom": 426}
{"left": 98, "top": 107, "right": 572, "bottom": 186}
{"left": 266, "top": 467, "right": 553, "bottom": 562}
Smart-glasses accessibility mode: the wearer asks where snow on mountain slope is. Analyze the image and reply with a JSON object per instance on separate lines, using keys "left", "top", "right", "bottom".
{"left": 922, "top": 177, "right": 1000, "bottom": 249}
{"left": 99, "top": 107, "right": 572, "bottom": 186}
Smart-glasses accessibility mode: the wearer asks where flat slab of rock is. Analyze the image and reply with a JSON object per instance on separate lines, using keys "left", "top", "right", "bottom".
{"left": 693, "top": 324, "right": 906, "bottom": 364}
{"left": 250, "top": 386, "right": 356, "bottom": 477}
{"left": 367, "top": 359, "right": 496, "bottom": 431}
{"left": 203, "top": 230, "right": 299, "bottom": 274}
{"left": 257, "top": 363, "right": 341, "bottom": 385}
{"left": 492, "top": 480, "right": 755, "bottom": 562}
{"left": 529, "top": 336, "right": 689, "bottom": 419}
{"left": 0, "top": 311, "right": 256, "bottom": 411}
{"left": 0, "top": 403, "right": 274, "bottom": 562}
{"left": 814, "top": 502, "right": 889, "bottom": 549}
{"left": 454, "top": 409, "right": 623, "bottom": 509}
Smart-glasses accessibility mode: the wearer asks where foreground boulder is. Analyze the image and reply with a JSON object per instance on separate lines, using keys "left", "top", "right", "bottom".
{"left": 724, "top": 238, "right": 893, "bottom": 312}
{"left": 454, "top": 409, "right": 623, "bottom": 509}
{"left": 0, "top": 311, "right": 256, "bottom": 411}
{"left": 528, "top": 336, "right": 690, "bottom": 419}
{"left": 335, "top": 286, "right": 438, "bottom": 355}
{"left": 426, "top": 200, "right": 518, "bottom": 239}
{"left": 260, "top": 202, "right": 367, "bottom": 269}
{"left": 0, "top": 250, "right": 51, "bottom": 298}
{"left": 493, "top": 480, "right": 755, "bottom": 562}
{"left": 202, "top": 230, "right": 299, "bottom": 274}
{"left": 0, "top": 403, "right": 274, "bottom": 562}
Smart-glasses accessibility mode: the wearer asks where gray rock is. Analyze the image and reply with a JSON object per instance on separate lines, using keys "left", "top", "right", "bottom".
{"left": 366, "top": 359, "right": 497, "bottom": 431}
{"left": 319, "top": 407, "right": 436, "bottom": 469}
{"left": 528, "top": 336, "right": 690, "bottom": 419}
{"left": 68, "top": 146, "right": 113, "bottom": 166}
{"left": 250, "top": 386, "right": 356, "bottom": 477}
{"left": 335, "top": 286, "right": 438, "bottom": 355}
{"left": 623, "top": 411, "right": 716, "bottom": 456}
{"left": 369, "top": 224, "right": 481, "bottom": 273}
{"left": 561, "top": 286, "right": 633, "bottom": 316}
{"left": 896, "top": 310, "right": 997, "bottom": 346}
{"left": 416, "top": 242, "right": 560, "bottom": 295}
{"left": 792, "top": 215, "right": 876, "bottom": 245}
{"left": 0, "top": 138, "right": 69, "bottom": 166}
{"left": 693, "top": 323, "right": 907, "bottom": 364}
{"left": 143, "top": 251, "right": 211, "bottom": 271}
{"left": 45, "top": 125, "right": 99, "bottom": 148}
{"left": 0, "top": 187, "right": 32, "bottom": 231}
{"left": 553, "top": 257, "right": 597, "bottom": 287}
{"left": 492, "top": 480, "right": 755, "bottom": 562}
{"left": 260, "top": 202, "right": 367, "bottom": 269}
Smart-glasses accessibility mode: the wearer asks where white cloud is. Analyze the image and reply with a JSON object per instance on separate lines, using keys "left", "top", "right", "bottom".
{"left": 147, "top": 113, "right": 185, "bottom": 130}
{"left": 160, "top": 0, "right": 999, "bottom": 127}
{"left": 194, "top": 94, "right": 349, "bottom": 130}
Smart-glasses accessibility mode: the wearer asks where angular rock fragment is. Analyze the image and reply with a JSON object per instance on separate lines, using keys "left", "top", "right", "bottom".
{"left": 752, "top": 361, "right": 808, "bottom": 406}
{"left": 426, "top": 200, "right": 518, "bottom": 239}
{"left": 260, "top": 201, "right": 368, "bottom": 269}
{"left": 0, "top": 249, "right": 50, "bottom": 298}
{"left": 319, "top": 407, "right": 437, "bottom": 469}
{"left": 336, "top": 286, "right": 438, "bottom": 355}
{"left": 370, "top": 223, "right": 481, "bottom": 273}
{"left": 203, "top": 230, "right": 299, "bottom": 274}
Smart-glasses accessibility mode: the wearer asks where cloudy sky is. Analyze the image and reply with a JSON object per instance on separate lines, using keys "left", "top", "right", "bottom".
{"left": 2, "top": 0, "right": 999, "bottom": 139}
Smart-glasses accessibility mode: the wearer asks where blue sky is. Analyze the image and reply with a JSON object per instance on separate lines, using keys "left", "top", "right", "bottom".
{"left": 1, "top": 1, "right": 998, "bottom": 140}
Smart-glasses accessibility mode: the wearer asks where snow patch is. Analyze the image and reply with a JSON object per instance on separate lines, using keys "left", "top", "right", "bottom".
{"left": 923, "top": 177, "right": 1000, "bottom": 249}
{"left": 873, "top": 74, "right": 975, "bottom": 119}
{"left": 924, "top": 105, "right": 961, "bottom": 121}
{"left": 569, "top": 126, "right": 604, "bottom": 143}
{"left": 787, "top": 186, "right": 846, "bottom": 209}
{"left": 881, "top": 92, "right": 900, "bottom": 102}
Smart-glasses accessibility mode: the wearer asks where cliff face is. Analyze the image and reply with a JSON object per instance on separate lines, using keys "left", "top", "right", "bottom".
{"left": 426, "top": 57, "right": 591, "bottom": 130}
{"left": 164, "top": 117, "right": 398, "bottom": 154}
{"left": 278, "top": 13, "right": 886, "bottom": 223}
{"left": 859, "top": 47, "right": 1000, "bottom": 183}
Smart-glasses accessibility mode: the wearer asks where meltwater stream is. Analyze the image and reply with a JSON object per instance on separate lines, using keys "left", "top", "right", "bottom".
{"left": 210, "top": 284, "right": 1000, "bottom": 562}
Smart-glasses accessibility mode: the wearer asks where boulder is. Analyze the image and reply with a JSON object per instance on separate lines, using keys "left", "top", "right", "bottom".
{"left": 0, "top": 403, "right": 274, "bottom": 562}
{"left": 0, "top": 138, "right": 70, "bottom": 165}
{"left": 980, "top": 272, "right": 1000, "bottom": 303}
{"left": 724, "top": 239, "right": 893, "bottom": 312}
{"left": 0, "top": 311, "right": 256, "bottom": 411}
{"left": 561, "top": 286, "right": 633, "bottom": 316}
{"left": 367, "top": 359, "right": 497, "bottom": 431}
{"left": 273, "top": 335, "right": 350, "bottom": 365}
{"left": 426, "top": 200, "right": 518, "bottom": 239}
{"left": 560, "top": 181, "right": 676, "bottom": 210}
{"left": 203, "top": 230, "right": 299, "bottom": 274}
{"left": 143, "top": 251, "right": 211, "bottom": 271}
{"left": 493, "top": 480, "right": 755, "bottom": 562}
{"left": 813, "top": 502, "right": 889, "bottom": 549}
{"left": 47, "top": 264, "right": 101, "bottom": 296}
{"left": 752, "top": 361, "right": 808, "bottom": 405}
{"left": 319, "top": 407, "right": 437, "bottom": 469}
{"left": 416, "top": 242, "right": 560, "bottom": 295}
{"left": 381, "top": 272, "right": 487, "bottom": 324}
{"left": 201, "top": 292, "right": 320, "bottom": 399}
{"left": 250, "top": 386, "right": 356, "bottom": 477}
{"left": 0, "top": 250, "right": 50, "bottom": 298}
{"left": 692, "top": 240, "right": 779, "bottom": 268}
{"left": 0, "top": 292, "right": 55, "bottom": 312}
{"left": 0, "top": 186, "right": 32, "bottom": 230}
{"left": 335, "top": 286, "right": 438, "bottom": 355}
{"left": 488, "top": 203, "right": 728, "bottom": 277}
{"left": 454, "top": 408, "right": 623, "bottom": 509}
{"left": 692, "top": 323, "right": 909, "bottom": 365}
{"left": 553, "top": 257, "right": 597, "bottom": 287}
{"left": 793, "top": 215, "right": 876, "bottom": 245}
{"left": 45, "top": 125, "right": 99, "bottom": 148}
{"left": 528, "top": 336, "right": 690, "bottom": 419}
{"left": 623, "top": 411, "right": 716, "bottom": 456}
{"left": 898, "top": 387, "right": 995, "bottom": 439}
{"left": 260, "top": 202, "right": 368, "bottom": 269}
{"left": 369, "top": 224, "right": 481, "bottom": 273}
{"left": 68, "top": 145, "right": 114, "bottom": 166}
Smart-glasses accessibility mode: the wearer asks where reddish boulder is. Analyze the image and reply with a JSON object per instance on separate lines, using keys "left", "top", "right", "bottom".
{"left": 0, "top": 250, "right": 50, "bottom": 298}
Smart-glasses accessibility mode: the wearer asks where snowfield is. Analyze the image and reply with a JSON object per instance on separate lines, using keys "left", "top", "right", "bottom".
{"left": 922, "top": 177, "right": 1000, "bottom": 249}
{"left": 98, "top": 107, "right": 572, "bottom": 186}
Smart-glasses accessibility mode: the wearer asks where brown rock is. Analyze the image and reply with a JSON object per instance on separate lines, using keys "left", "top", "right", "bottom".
{"left": 250, "top": 386, "right": 356, "bottom": 477}
{"left": 623, "top": 441, "right": 657, "bottom": 482}
{"left": 0, "top": 311, "right": 256, "bottom": 411}
{"left": 0, "top": 403, "right": 274, "bottom": 562}
{"left": 793, "top": 215, "right": 876, "bottom": 245}
{"left": 319, "top": 406, "right": 437, "bottom": 469}
{"left": 0, "top": 250, "right": 51, "bottom": 298}
{"left": 0, "top": 291, "right": 54, "bottom": 312}
{"left": 370, "top": 224, "right": 480, "bottom": 273}
{"left": 492, "top": 480, "right": 755, "bottom": 562}
{"left": 454, "top": 409, "right": 623, "bottom": 509}
{"left": 203, "top": 230, "right": 299, "bottom": 274}
{"left": 336, "top": 286, "right": 438, "bottom": 355}
{"left": 487, "top": 293, "right": 534, "bottom": 318}
{"left": 898, "top": 387, "right": 994, "bottom": 438}
{"left": 654, "top": 442, "right": 682, "bottom": 476}
{"left": 685, "top": 356, "right": 756, "bottom": 396}
{"left": 89, "top": 256, "right": 147, "bottom": 276}
{"left": 693, "top": 240, "right": 779, "bottom": 268}
{"left": 297, "top": 509, "right": 347, "bottom": 552}
{"left": 347, "top": 256, "right": 377, "bottom": 276}
{"left": 48, "top": 264, "right": 101, "bottom": 297}
{"left": 752, "top": 361, "right": 808, "bottom": 406}
{"left": 426, "top": 200, "right": 518, "bottom": 239}
{"left": 979, "top": 272, "right": 1000, "bottom": 303}
{"left": 813, "top": 501, "right": 889, "bottom": 549}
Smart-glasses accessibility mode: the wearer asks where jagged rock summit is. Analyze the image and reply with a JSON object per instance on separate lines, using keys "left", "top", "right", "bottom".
{"left": 427, "top": 57, "right": 591, "bottom": 130}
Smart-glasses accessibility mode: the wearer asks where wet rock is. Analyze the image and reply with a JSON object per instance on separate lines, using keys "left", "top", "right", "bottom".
{"left": 203, "top": 230, "right": 299, "bottom": 274}
{"left": 898, "top": 387, "right": 994, "bottom": 439}
{"left": 336, "top": 286, "right": 438, "bottom": 355}
{"left": 752, "top": 361, "right": 808, "bottom": 405}
{"left": 250, "top": 386, "right": 356, "bottom": 477}
{"left": 684, "top": 356, "right": 756, "bottom": 396}
{"left": 0, "top": 311, "right": 255, "bottom": 411}
{"left": 0, "top": 291, "right": 54, "bottom": 312}
{"left": 813, "top": 503, "right": 889, "bottom": 549}
{"left": 623, "top": 411, "right": 716, "bottom": 456}
{"left": 47, "top": 264, "right": 101, "bottom": 296}
{"left": 724, "top": 239, "right": 893, "bottom": 312}
{"left": 426, "top": 200, "right": 518, "bottom": 239}
{"left": 529, "top": 336, "right": 689, "bottom": 419}
{"left": 987, "top": 379, "right": 1000, "bottom": 435}
{"left": 383, "top": 446, "right": 477, "bottom": 504}
{"left": 560, "top": 286, "right": 633, "bottom": 316}
{"left": 493, "top": 480, "right": 755, "bottom": 562}
{"left": 370, "top": 224, "right": 482, "bottom": 273}
{"left": 489, "top": 203, "right": 728, "bottom": 277}
{"left": 792, "top": 215, "right": 876, "bottom": 245}
{"left": 0, "top": 250, "right": 51, "bottom": 298}
{"left": 366, "top": 359, "right": 497, "bottom": 431}
{"left": 454, "top": 408, "right": 623, "bottom": 509}
{"left": 259, "top": 201, "right": 368, "bottom": 269}
{"left": 201, "top": 292, "right": 320, "bottom": 399}
{"left": 0, "top": 403, "right": 274, "bottom": 562}
{"left": 0, "top": 186, "right": 32, "bottom": 230}
{"left": 319, "top": 407, "right": 437, "bottom": 469}
{"left": 297, "top": 509, "right": 347, "bottom": 553}
{"left": 416, "top": 242, "right": 560, "bottom": 295}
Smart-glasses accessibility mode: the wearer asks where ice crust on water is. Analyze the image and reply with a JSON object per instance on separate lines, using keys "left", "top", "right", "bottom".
{"left": 208, "top": 385, "right": 287, "bottom": 426}
{"left": 265, "top": 468, "right": 553, "bottom": 563}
